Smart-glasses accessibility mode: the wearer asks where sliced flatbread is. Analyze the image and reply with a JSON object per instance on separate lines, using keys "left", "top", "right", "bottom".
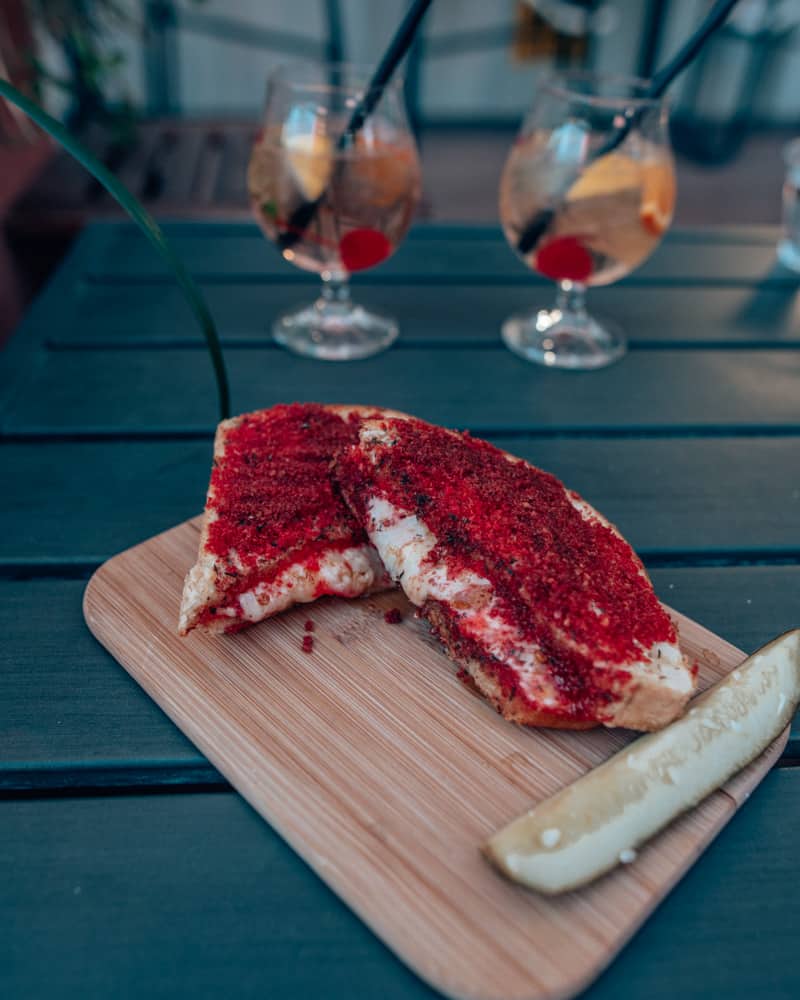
{"left": 335, "top": 413, "right": 696, "bottom": 731}
{"left": 179, "top": 403, "right": 394, "bottom": 635}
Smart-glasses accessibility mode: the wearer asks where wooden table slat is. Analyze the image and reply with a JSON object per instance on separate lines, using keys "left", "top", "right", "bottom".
{"left": 0, "top": 580, "right": 202, "bottom": 771}
{"left": 5, "top": 348, "right": 800, "bottom": 436}
{"left": 2, "top": 437, "right": 799, "bottom": 565}
{"left": 2, "top": 569, "right": 798, "bottom": 777}
{"left": 3, "top": 772, "right": 800, "bottom": 1000}
{"left": 77, "top": 223, "right": 799, "bottom": 285}
{"left": 41, "top": 282, "right": 800, "bottom": 349}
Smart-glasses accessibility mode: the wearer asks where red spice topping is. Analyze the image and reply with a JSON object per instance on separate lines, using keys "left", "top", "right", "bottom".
{"left": 337, "top": 419, "right": 676, "bottom": 720}
{"left": 384, "top": 608, "right": 403, "bottom": 624}
{"left": 206, "top": 403, "right": 363, "bottom": 572}
{"left": 304, "top": 619, "right": 315, "bottom": 632}
{"left": 339, "top": 228, "right": 392, "bottom": 272}
{"left": 535, "top": 236, "right": 593, "bottom": 282}
{"left": 301, "top": 635, "right": 314, "bottom": 654}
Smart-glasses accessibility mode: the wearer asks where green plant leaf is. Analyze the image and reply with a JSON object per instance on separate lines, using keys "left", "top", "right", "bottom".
{"left": 0, "top": 78, "right": 230, "bottom": 419}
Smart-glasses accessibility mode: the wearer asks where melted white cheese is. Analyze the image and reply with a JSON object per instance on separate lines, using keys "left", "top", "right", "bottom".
{"left": 366, "top": 497, "right": 560, "bottom": 707}
{"left": 365, "top": 495, "right": 691, "bottom": 717}
{"left": 235, "top": 545, "right": 385, "bottom": 623}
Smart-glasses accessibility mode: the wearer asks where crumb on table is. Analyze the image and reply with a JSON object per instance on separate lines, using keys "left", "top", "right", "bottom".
{"left": 384, "top": 608, "right": 403, "bottom": 624}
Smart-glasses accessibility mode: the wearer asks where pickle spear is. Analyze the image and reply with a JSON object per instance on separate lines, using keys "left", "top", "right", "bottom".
{"left": 484, "top": 629, "right": 800, "bottom": 895}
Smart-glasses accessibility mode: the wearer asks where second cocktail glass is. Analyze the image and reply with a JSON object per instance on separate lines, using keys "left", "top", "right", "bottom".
{"left": 248, "top": 63, "right": 421, "bottom": 360}
{"left": 499, "top": 71, "right": 676, "bottom": 369}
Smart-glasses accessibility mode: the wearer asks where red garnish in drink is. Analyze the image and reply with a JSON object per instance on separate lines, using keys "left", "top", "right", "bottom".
{"left": 339, "top": 228, "right": 392, "bottom": 272}
{"left": 534, "top": 236, "right": 593, "bottom": 282}
{"left": 384, "top": 608, "right": 402, "bottom": 624}
{"left": 302, "top": 634, "right": 314, "bottom": 654}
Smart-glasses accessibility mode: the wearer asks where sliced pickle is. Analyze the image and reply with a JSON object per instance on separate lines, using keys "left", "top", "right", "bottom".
{"left": 484, "top": 630, "right": 800, "bottom": 894}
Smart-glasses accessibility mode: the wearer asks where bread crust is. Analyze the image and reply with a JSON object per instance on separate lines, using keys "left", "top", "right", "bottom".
{"left": 424, "top": 600, "right": 597, "bottom": 730}
{"left": 179, "top": 404, "right": 407, "bottom": 635}
{"left": 182, "top": 404, "right": 694, "bottom": 733}
{"left": 338, "top": 412, "right": 696, "bottom": 732}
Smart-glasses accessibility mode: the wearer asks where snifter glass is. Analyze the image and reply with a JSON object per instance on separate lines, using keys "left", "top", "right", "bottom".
{"left": 248, "top": 63, "right": 421, "bottom": 360}
{"left": 499, "top": 71, "right": 675, "bottom": 369}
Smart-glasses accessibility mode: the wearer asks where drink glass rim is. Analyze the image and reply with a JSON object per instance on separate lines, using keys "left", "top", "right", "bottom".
{"left": 540, "top": 70, "right": 667, "bottom": 112}
{"left": 268, "top": 60, "right": 406, "bottom": 99}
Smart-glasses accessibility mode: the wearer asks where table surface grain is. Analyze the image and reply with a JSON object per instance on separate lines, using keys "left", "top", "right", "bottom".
{"left": 2, "top": 222, "right": 799, "bottom": 1000}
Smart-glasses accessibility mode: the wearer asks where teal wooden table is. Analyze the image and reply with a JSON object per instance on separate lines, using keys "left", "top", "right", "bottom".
{"left": 2, "top": 222, "right": 800, "bottom": 1000}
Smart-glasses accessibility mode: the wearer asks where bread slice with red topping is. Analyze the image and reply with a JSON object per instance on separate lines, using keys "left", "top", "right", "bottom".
{"left": 335, "top": 414, "right": 696, "bottom": 731}
{"left": 179, "top": 403, "right": 393, "bottom": 635}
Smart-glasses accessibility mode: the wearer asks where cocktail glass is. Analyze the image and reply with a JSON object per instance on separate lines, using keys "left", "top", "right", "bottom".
{"left": 248, "top": 63, "right": 421, "bottom": 360}
{"left": 499, "top": 71, "right": 675, "bottom": 369}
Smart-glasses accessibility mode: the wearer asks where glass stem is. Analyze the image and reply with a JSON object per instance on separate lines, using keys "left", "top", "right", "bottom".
{"left": 556, "top": 279, "right": 587, "bottom": 317}
{"left": 319, "top": 270, "right": 351, "bottom": 313}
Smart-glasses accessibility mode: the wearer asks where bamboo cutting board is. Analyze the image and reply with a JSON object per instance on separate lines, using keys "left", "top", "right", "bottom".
{"left": 84, "top": 518, "right": 788, "bottom": 1000}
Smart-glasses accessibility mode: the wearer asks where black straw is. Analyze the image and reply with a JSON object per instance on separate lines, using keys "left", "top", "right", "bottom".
{"left": 278, "top": 0, "right": 434, "bottom": 251}
{"left": 516, "top": 0, "right": 741, "bottom": 255}
{"left": 649, "top": 0, "right": 740, "bottom": 99}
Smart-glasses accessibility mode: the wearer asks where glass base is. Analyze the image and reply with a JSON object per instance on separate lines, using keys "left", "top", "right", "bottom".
{"left": 502, "top": 306, "right": 626, "bottom": 370}
{"left": 273, "top": 299, "right": 398, "bottom": 361}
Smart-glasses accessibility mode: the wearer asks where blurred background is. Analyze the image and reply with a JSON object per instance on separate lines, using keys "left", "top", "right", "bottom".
{"left": 2, "top": 0, "right": 799, "bottom": 337}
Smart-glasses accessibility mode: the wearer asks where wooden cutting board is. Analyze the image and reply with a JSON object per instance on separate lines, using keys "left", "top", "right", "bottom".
{"left": 84, "top": 518, "right": 788, "bottom": 1000}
